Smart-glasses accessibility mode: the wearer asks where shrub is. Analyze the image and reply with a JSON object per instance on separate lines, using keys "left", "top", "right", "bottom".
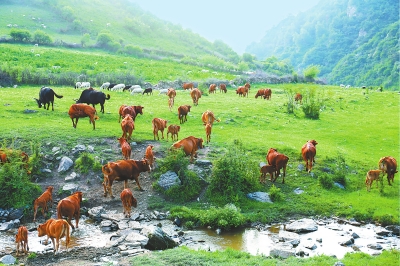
{"left": 301, "top": 87, "right": 324, "bottom": 119}
{"left": 303, "top": 64, "right": 320, "bottom": 81}
{"left": 269, "top": 185, "right": 284, "bottom": 202}
{"left": 28, "top": 141, "right": 42, "bottom": 177}
{"left": 318, "top": 173, "right": 334, "bottom": 189}
{"left": 206, "top": 140, "right": 259, "bottom": 204}
{"left": 332, "top": 153, "right": 347, "bottom": 186}
{"left": 75, "top": 152, "right": 101, "bottom": 174}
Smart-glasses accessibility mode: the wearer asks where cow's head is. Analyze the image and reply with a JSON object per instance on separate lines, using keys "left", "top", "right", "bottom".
{"left": 34, "top": 98, "right": 42, "bottom": 108}
{"left": 197, "top": 138, "right": 204, "bottom": 149}
{"left": 142, "top": 158, "right": 152, "bottom": 172}
{"left": 309, "top": 140, "right": 318, "bottom": 146}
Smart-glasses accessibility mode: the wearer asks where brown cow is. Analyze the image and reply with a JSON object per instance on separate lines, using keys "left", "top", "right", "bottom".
{"left": 152, "top": 118, "right": 168, "bottom": 140}
{"left": 118, "top": 137, "right": 131, "bottom": 160}
{"left": 167, "top": 125, "right": 181, "bottom": 141}
{"left": 201, "top": 110, "right": 220, "bottom": 126}
{"left": 209, "top": 84, "right": 217, "bottom": 94}
{"left": 295, "top": 93, "right": 303, "bottom": 104}
{"left": 15, "top": 226, "right": 29, "bottom": 256}
{"left": 102, "top": 159, "right": 151, "bottom": 197}
{"left": 378, "top": 156, "right": 398, "bottom": 185}
{"left": 68, "top": 104, "right": 99, "bottom": 130}
{"left": 219, "top": 83, "right": 227, "bottom": 93}
{"left": 178, "top": 105, "right": 191, "bottom": 124}
{"left": 236, "top": 86, "right": 246, "bottom": 97}
{"left": 182, "top": 82, "right": 194, "bottom": 90}
{"left": 172, "top": 136, "right": 204, "bottom": 163}
{"left": 37, "top": 218, "right": 70, "bottom": 254}
{"left": 167, "top": 88, "right": 176, "bottom": 99}
{"left": 57, "top": 191, "right": 83, "bottom": 230}
{"left": 301, "top": 140, "right": 318, "bottom": 173}
{"left": 264, "top": 88, "right": 272, "bottom": 100}
{"left": 266, "top": 148, "right": 289, "bottom": 183}
{"left": 118, "top": 105, "right": 144, "bottom": 123}
{"left": 190, "top": 88, "right": 202, "bottom": 106}
{"left": 168, "top": 97, "right": 174, "bottom": 111}
{"left": 120, "top": 188, "right": 137, "bottom": 218}
{"left": 260, "top": 164, "right": 275, "bottom": 184}
{"left": 242, "top": 82, "right": 251, "bottom": 97}
{"left": 33, "top": 186, "right": 54, "bottom": 222}
{"left": 365, "top": 169, "right": 383, "bottom": 191}
{"left": 121, "top": 114, "right": 135, "bottom": 141}
{"left": 144, "top": 145, "right": 155, "bottom": 169}
{"left": 205, "top": 123, "right": 212, "bottom": 143}
{"left": 255, "top": 89, "right": 266, "bottom": 99}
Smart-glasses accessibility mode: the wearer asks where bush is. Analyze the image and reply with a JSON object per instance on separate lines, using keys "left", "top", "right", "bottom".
{"left": 75, "top": 152, "right": 101, "bottom": 174}
{"left": 269, "top": 185, "right": 284, "bottom": 202}
{"left": 206, "top": 140, "right": 259, "bottom": 204}
{"left": 332, "top": 153, "right": 347, "bottom": 186}
{"left": 318, "top": 173, "right": 334, "bottom": 189}
{"left": 301, "top": 88, "right": 324, "bottom": 119}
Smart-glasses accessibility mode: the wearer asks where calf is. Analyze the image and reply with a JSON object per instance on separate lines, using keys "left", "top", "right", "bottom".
{"left": 167, "top": 125, "right": 180, "bottom": 141}
{"left": 182, "top": 82, "right": 194, "bottom": 90}
{"left": 68, "top": 104, "right": 99, "bottom": 130}
{"left": 365, "top": 170, "right": 383, "bottom": 192}
{"left": 378, "top": 156, "right": 398, "bottom": 185}
{"left": 121, "top": 114, "right": 135, "bottom": 141}
{"left": 264, "top": 88, "right": 272, "bottom": 100}
{"left": 295, "top": 93, "right": 303, "bottom": 104}
{"left": 209, "top": 84, "right": 217, "bottom": 94}
{"left": 190, "top": 88, "right": 202, "bottom": 105}
{"left": 35, "top": 87, "right": 63, "bottom": 111}
{"left": 15, "top": 226, "right": 29, "bottom": 256}
{"left": 266, "top": 148, "right": 289, "bottom": 183}
{"left": 219, "top": 83, "right": 227, "bottom": 93}
{"left": 255, "top": 89, "right": 266, "bottom": 99}
{"left": 33, "top": 186, "right": 54, "bottom": 222}
{"left": 120, "top": 188, "right": 137, "bottom": 218}
{"left": 118, "top": 137, "right": 131, "bottom": 160}
{"left": 260, "top": 164, "right": 275, "bottom": 184}
{"left": 178, "top": 105, "right": 191, "bottom": 124}
{"left": 57, "top": 191, "right": 83, "bottom": 230}
{"left": 205, "top": 123, "right": 212, "bottom": 143}
{"left": 152, "top": 118, "right": 168, "bottom": 140}
{"left": 144, "top": 145, "right": 155, "bottom": 170}
{"left": 37, "top": 218, "right": 70, "bottom": 254}
{"left": 301, "top": 140, "right": 318, "bottom": 173}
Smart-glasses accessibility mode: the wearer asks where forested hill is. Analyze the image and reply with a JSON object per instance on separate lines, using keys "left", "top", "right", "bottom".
{"left": 246, "top": 0, "right": 399, "bottom": 89}
{"left": 0, "top": 0, "right": 240, "bottom": 63}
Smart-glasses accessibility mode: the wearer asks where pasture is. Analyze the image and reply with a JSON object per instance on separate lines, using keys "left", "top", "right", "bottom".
{"left": 0, "top": 83, "right": 399, "bottom": 224}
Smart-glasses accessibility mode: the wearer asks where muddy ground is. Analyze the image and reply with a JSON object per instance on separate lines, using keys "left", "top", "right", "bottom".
{"left": 15, "top": 138, "right": 176, "bottom": 265}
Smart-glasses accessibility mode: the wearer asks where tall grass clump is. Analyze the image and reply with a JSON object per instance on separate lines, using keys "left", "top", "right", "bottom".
{"left": 75, "top": 152, "right": 101, "bottom": 174}
{"left": 152, "top": 149, "right": 201, "bottom": 202}
{"left": 301, "top": 87, "right": 324, "bottom": 119}
{"left": 206, "top": 140, "right": 259, "bottom": 204}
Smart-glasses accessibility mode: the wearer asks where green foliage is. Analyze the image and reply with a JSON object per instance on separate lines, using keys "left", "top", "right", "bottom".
{"left": 318, "top": 173, "right": 334, "bottom": 189}
{"left": 80, "top": 33, "right": 90, "bottom": 47}
{"left": 332, "top": 153, "right": 347, "bottom": 186}
{"left": 33, "top": 30, "right": 52, "bottom": 45}
{"left": 262, "top": 56, "right": 295, "bottom": 76}
{"left": 74, "top": 152, "right": 101, "bottom": 174}
{"left": 206, "top": 140, "right": 259, "bottom": 204}
{"left": 301, "top": 87, "right": 324, "bottom": 119}
{"left": 125, "top": 44, "right": 143, "bottom": 56}
{"left": 96, "top": 32, "right": 114, "bottom": 47}
{"left": 268, "top": 185, "right": 284, "bottom": 202}
{"left": 28, "top": 141, "right": 42, "bottom": 177}
{"left": 283, "top": 87, "right": 297, "bottom": 114}
{"left": 303, "top": 65, "right": 320, "bottom": 81}
{"left": 10, "top": 28, "right": 31, "bottom": 42}
{"left": 153, "top": 149, "right": 201, "bottom": 202}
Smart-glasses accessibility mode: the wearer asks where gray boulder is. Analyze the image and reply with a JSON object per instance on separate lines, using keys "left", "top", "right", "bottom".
{"left": 278, "top": 230, "right": 300, "bottom": 246}
{"left": 158, "top": 171, "right": 180, "bottom": 190}
{"left": 58, "top": 156, "right": 73, "bottom": 172}
{"left": 286, "top": 219, "right": 318, "bottom": 233}
{"left": 141, "top": 225, "right": 178, "bottom": 250}
{"left": 0, "top": 255, "right": 16, "bottom": 265}
{"left": 269, "top": 243, "right": 296, "bottom": 259}
{"left": 246, "top": 192, "right": 272, "bottom": 203}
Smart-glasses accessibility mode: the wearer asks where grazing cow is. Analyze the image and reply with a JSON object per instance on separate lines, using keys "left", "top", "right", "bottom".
{"left": 100, "top": 82, "right": 110, "bottom": 90}
{"left": 0, "top": 149, "right": 30, "bottom": 173}
{"left": 209, "top": 84, "right": 217, "bottom": 94}
{"left": 37, "top": 218, "right": 70, "bottom": 254}
{"left": 142, "top": 88, "right": 153, "bottom": 95}
{"left": 107, "top": 83, "right": 117, "bottom": 90}
{"left": 266, "top": 148, "right": 289, "bottom": 183}
{"left": 264, "top": 88, "right": 272, "bottom": 100}
{"left": 121, "top": 114, "right": 134, "bottom": 141}
{"left": 301, "top": 140, "right": 318, "bottom": 173}
{"left": 205, "top": 123, "right": 212, "bottom": 143}
{"left": 190, "top": 88, "right": 202, "bottom": 106}
{"left": 75, "top": 88, "right": 110, "bottom": 113}
{"left": 57, "top": 191, "right": 83, "bottom": 230}
{"left": 118, "top": 105, "right": 144, "bottom": 123}
{"left": 130, "top": 88, "right": 144, "bottom": 95}
{"left": 167, "top": 88, "right": 176, "bottom": 99}
{"left": 378, "top": 156, "right": 398, "bottom": 185}
{"left": 68, "top": 104, "right": 99, "bottom": 130}
{"left": 102, "top": 159, "right": 151, "bottom": 197}
{"left": 167, "top": 124, "right": 180, "bottom": 141}
{"left": 182, "top": 82, "right": 194, "bottom": 90}
{"left": 152, "top": 118, "right": 168, "bottom": 140}
{"left": 123, "top": 85, "right": 133, "bottom": 91}
{"left": 365, "top": 170, "right": 383, "bottom": 192}
{"left": 236, "top": 86, "right": 247, "bottom": 97}
{"left": 159, "top": 88, "right": 169, "bottom": 95}
{"left": 178, "top": 105, "right": 191, "bottom": 124}
{"left": 35, "top": 87, "right": 63, "bottom": 111}
{"left": 117, "top": 137, "right": 131, "bottom": 160}
{"left": 260, "top": 164, "right": 275, "bottom": 184}
{"left": 79, "top": 82, "right": 90, "bottom": 89}
{"left": 33, "top": 186, "right": 54, "bottom": 222}
{"left": 255, "top": 89, "right": 266, "bottom": 99}
{"left": 219, "top": 83, "right": 227, "bottom": 93}
{"left": 111, "top": 83, "right": 125, "bottom": 91}
{"left": 144, "top": 145, "right": 155, "bottom": 169}
{"left": 172, "top": 136, "right": 204, "bottom": 163}
{"left": 201, "top": 110, "right": 220, "bottom": 126}
{"left": 120, "top": 188, "right": 137, "bottom": 218}
{"left": 75, "top": 82, "right": 81, "bottom": 89}
{"left": 15, "top": 226, "right": 29, "bottom": 256}
{"left": 295, "top": 93, "right": 303, "bottom": 104}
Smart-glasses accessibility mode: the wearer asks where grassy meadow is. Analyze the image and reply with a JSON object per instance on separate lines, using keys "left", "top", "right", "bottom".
{"left": 0, "top": 82, "right": 398, "bottom": 224}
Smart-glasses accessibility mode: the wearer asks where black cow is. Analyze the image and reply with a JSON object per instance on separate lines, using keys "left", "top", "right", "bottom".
{"left": 108, "top": 83, "right": 117, "bottom": 90}
{"left": 75, "top": 88, "right": 110, "bottom": 113}
{"left": 123, "top": 85, "right": 132, "bottom": 91}
{"left": 142, "top": 88, "right": 153, "bottom": 95}
{"left": 34, "top": 87, "right": 63, "bottom": 111}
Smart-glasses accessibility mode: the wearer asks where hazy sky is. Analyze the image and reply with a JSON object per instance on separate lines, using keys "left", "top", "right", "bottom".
{"left": 131, "top": 0, "right": 320, "bottom": 54}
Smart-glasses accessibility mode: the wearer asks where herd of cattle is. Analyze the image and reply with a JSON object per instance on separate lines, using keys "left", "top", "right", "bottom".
{"left": 6, "top": 81, "right": 398, "bottom": 256}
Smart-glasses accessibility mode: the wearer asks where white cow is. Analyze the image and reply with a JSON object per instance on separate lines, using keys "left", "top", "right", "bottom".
{"left": 80, "top": 82, "right": 91, "bottom": 88}
{"left": 100, "top": 82, "right": 110, "bottom": 90}
{"left": 130, "top": 88, "right": 144, "bottom": 95}
{"left": 75, "top": 82, "right": 82, "bottom": 89}
{"left": 112, "top": 83, "right": 125, "bottom": 91}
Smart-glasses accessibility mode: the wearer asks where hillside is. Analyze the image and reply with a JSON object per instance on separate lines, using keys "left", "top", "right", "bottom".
{"left": 246, "top": 0, "right": 399, "bottom": 89}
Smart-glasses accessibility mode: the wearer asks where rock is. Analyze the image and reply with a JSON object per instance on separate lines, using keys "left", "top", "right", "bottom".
{"left": 278, "top": 230, "right": 300, "bottom": 246}
{"left": 334, "top": 262, "right": 345, "bottom": 266}
{"left": 62, "top": 183, "right": 79, "bottom": 193}
{"left": 8, "top": 209, "right": 23, "bottom": 220}
{"left": 120, "top": 249, "right": 145, "bottom": 256}
{"left": 302, "top": 239, "right": 317, "bottom": 250}
{"left": 286, "top": 219, "right": 318, "bottom": 233}
{"left": 128, "top": 221, "right": 142, "bottom": 230}
{"left": 23, "top": 109, "right": 37, "bottom": 113}
{"left": 195, "top": 160, "right": 212, "bottom": 167}
{"left": 297, "top": 164, "right": 305, "bottom": 171}
{"left": 57, "top": 156, "right": 73, "bottom": 172}
{"left": 246, "top": 192, "right": 272, "bottom": 203}
{"left": 72, "top": 144, "right": 86, "bottom": 154}
{"left": 65, "top": 172, "right": 78, "bottom": 181}
{"left": 125, "top": 231, "right": 149, "bottom": 247}
{"left": 339, "top": 237, "right": 354, "bottom": 246}
{"left": 385, "top": 225, "right": 400, "bottom": 236}
{"left": 374, "top": 226, "right": 391, "bottom": 236}
{"left": 0, "top": 254, "right": 16, "bottom": 265}
{"left": 367, "top": 243, "right": 383, "bottom": 250}
{"left": 351, "top": 232, "right": 360, "bottom": 239}
{"left": 269, "top": 243, "right": 296, "bottom": 259}
{"left": 0, "top": 220, "right": 19, "bottom": 231}
{"left": 259, "top": 162, "right": 266, "bottom": 168}
{"left": 293, "top": 188, "right": 304, "bottom": 194}
{"left": 88, "top": 206, "right": 107, "bottom": 220}
{"left": 334, "top": 182, "right": 345, "bottom": 189}
{"left": 326, "top": 223, "right": 343, "bottom": 231}
{"left": 158, "top": 171, "right": 180, "bottom": 190}
{"left": 141, "top": 225, "right": 178, "bottom": 250}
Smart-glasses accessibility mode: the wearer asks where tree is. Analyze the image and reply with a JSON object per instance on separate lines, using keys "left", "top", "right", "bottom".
{"left": 96, "top": 33, "right": 113, "bottom": 48}
{"left": 303, "top": 65, "right": 320, "bottom": 81}
{"left": 10, "top": 29, "right": 31, "bottom": 42}
{"left": 33, "top": 30, "right": 52, "bottom": 45}
{"left": 81, "top": 33, "right": 90, "bottom": 47}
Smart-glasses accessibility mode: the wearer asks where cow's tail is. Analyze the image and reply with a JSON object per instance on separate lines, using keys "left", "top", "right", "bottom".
{"left": 64, "top": 220, "right": 70, "bottom": 251}
{"left": 56, "top": 201, "right": 63, "bottom": 219}
{"left": 102, "top": 163, "right": 113, "bottom": 176}
{"left": 106, "top": 94, "right": 111, "bottom": 100}
{"left": 54, "top": 92, "right": 63, "bottom": 99}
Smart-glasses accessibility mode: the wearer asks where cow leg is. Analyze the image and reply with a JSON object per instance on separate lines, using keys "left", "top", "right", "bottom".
{"left": 161, "top": 130, "right": 164, "bottom": 139}
{"left": 133, "top": 177, "right": 144, "bottom": 191}
{"left": 102, "top": 181, "right": 108, "bottom": 197}
{"left": 51, "top": 101, "right": 54, "bottom": 111}
{"left": 100, "top": 104, "right": 104, "bottom": 113}
{"left": 308, "top": 158, "right": 313, "bottom": 173}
